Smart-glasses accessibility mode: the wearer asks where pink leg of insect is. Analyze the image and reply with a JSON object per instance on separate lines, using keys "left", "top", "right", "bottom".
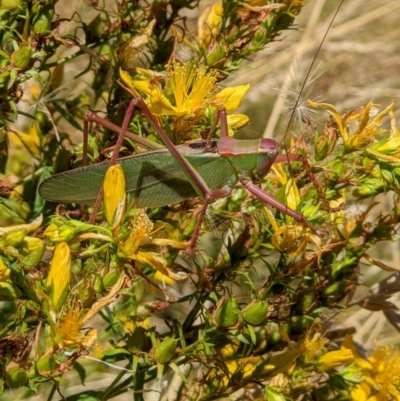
{"left": 275, "top": 153, "right": 347, "bottom": 213}
{"left": 205, "top": 109, "right": 224, "bottom": 141}
{"left": 84, "top": 111, "right": 163, "bottom": 152}
{"left": 241, "top": 179, "right": 323, "bottom": 234}
{"left": 216, "top": 108, "right": 323, "bottom": 235}
{"left": 186, "top": 188, "right": 232, "bottom": 255}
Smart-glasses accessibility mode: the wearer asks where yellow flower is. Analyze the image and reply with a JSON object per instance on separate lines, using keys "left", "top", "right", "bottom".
{"left": 329, "top": 189, "right": 346, "bottom": 225}
{"left": 264, "top": 205, "right": 320, "bottom": 257}
{"left": 301, "top": 331, "right": 328, "bottom": 363}
{"left": 103, "top": 165, "right": 126, "bottom": 230}
{"left": 120, "top": 63, "right": 250, "bottom": 118}
{"left": 350, "top": 346, "right": 400, "bottom": 401}
{"left": 307, "top": 100, "right": 394, "bottom": 153}
{"left": 46, "top": 242, "right": 71, "bottom": 312}
{"left": 54, "top": 307, "right": 97, "bottom": 348}
{"left": 121, "top": 211, "right": 188, "bottom": 280}
{"left": 198, "top": 3, "right": 223, "bottom": 47}
{"left": 318, "top": 348, "right": 355, "bottom": 371}
{"left": 340, "top": 335, "right": 400, "bottom": 401}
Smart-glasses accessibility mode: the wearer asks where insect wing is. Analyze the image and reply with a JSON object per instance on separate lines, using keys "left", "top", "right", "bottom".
{"left": 39, "top": 148, "right": 234, "bottom": 208}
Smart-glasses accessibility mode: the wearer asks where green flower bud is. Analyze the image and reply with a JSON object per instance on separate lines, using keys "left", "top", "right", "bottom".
{"left": 214, "top": 298, "right": 240, "bottom": 328}
{"left": 290, "top": 315, "right": 314, "bottom": 334}
{"left": 127, "top": 326, "right": 147, "bottom": 353}
{"left": 0, "top": 281, "right": 22, "bottom": 300}
{"left": 93, "top": 274, "right": 104, "bottom": 293}
{"left": 3, "top": 229, "right": 26, "bottom": 246}
{"left": 21, "top": 240, "right": 45, "bottom": 268}
{"left": 314, "top": 135, "right": 329, "bottom": 161}
{"left": 322, "top": 280, "right": 348, "bottom": 298}
{"left": 103, "top": 270, "right": 119, "bottom": 288}
{"left": 87, "top": 11, "right": 111, "bottom": 38}
{"left": 182, "top": 216, "right": 197, "bottom": 237}
{"left": 1, "top": 0, "right": 22, "bottom": 10}
{"left": 352, "top": 178, "right": 384, "bottom": 198}
{"left": 153, "top": 337, "right": 177, "bottom": 364}
{"left": 32, "top": 5, "right": 54, "bottom": 35}
{"left": 12, "top": 45, "right": 32, "bottom": 69}
{"left": 0, "top": 198, "right": 30, "bottom": 226}
{"left": 242, "top": 301, "right": 268, "bottom": 325}
{"left": 266, "top": 321, "right": 290, "bottom": 345}
{"left": 5, "top": 365, "right": 28, "bottom": 388}
{"left": 206, "top": 45, "right": 225, "bottom": 67}
{"left": 253, "top": 28, "right": 265, "bottom": 46}
{"left": 36, "top": 355, "right": 56, "bottom": 373}
{"left": 294, "top": 292, "right": 315, "bottom": 315}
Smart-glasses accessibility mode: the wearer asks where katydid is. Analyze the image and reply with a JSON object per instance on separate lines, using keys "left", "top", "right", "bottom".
{"left": 39, "top": 0, "right": 347, "bottom": 255}
{"left": 39, "top": 96, "right": 336, "bottom": 254}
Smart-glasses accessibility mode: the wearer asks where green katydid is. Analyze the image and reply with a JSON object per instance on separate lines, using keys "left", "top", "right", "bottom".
{"left": 39, "top": 1, "right": 347, "bottom": 255}
{"left": 39, "top": 96, "right": 340, "bottom": 255}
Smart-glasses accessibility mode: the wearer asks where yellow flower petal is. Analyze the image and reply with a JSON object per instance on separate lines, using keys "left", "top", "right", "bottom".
{"left": 135, "top": 251, "right": 168, "bottom": 275}
{"left": 216, "top": 84, "right": 250, "bottom": 113}
{"left": 307, "top": 99, "right": 347, "bottom": 141}
{"left": 54, "top": 307, "right": 82, "bottom": 347}
{"left": 198, "top": 2, "right": 223, "bottom": 46}
{"left": 148, "top": 87, "right": 181, "bottom": 115}
{"left": 153, "top": 271, "right": 175, "bottom": 286}
{"left": 351, "top": 383, "right": 370, "bottom": 401}
{"left": 82, "top": 273, "right": 128, "bottom": 324}
{"left": 318, "top": 348, "right": 355, "bottom": 371}
{"left": 227, "top": 114, "right": 250, "bottom": 130}
{"left": 0, "top": 258, "right": 10, "bottom": 282}
{"left": 119, "top": 69, "right": 140, "bottom": 96}
{"left": 103, "top": 165, "right": 126, "bottom": 229}
{"left": 46, "top": 242, "right": 71, "bottom": 313}
{"left": 23, "top": 236, "right": 44, "bottom": 252}
{"left": 0, "top": 214, "right": 43, "bottom": 235}
{"left": 285, "top": 178, "right": 300, "bottom": 211}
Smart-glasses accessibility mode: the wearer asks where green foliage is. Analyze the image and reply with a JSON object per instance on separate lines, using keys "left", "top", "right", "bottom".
{"left": 1, "top": 1, "right": 400, "bottom": 401}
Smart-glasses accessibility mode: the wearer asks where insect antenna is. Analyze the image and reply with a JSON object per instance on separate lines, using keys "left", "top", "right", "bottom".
{"left": 275, "top": 0, "right": 345, "bottom": 213}
{"left": 283, "top": 0, "right": 345, "bottom": 142}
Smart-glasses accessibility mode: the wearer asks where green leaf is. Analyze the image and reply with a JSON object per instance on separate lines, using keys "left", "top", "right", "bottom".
{"left": 73, "top": 361, "right": 86, "bottom": 386}
{"left": 102, "top": 348, "right": 131, "bottom": 363}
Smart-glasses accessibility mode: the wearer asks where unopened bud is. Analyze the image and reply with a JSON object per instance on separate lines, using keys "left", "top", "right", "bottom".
{"left": 214, "top": 298, "right": 240, "bottom": 328}
{"left": 242, "top": 301, "right": 268, "bottom": 326}
{"left": 153, "top": 337, "right": 177, "bottom": 364}
{"left": 46, "top": 242, "right": 71, "bottom": 312}
{"left": 103, "top": 165, "right": 126, "bottom": 229}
